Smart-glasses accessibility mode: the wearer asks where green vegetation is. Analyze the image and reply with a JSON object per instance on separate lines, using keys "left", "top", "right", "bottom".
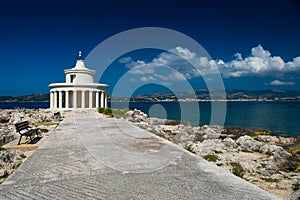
{"left": 35, "top": 121, "right": 57, "bottom": 126}
{"left": 293, "top": 183, "right": 299, "bottom": 191}
{"left": 39, "top": 128, "right": 49, "bottom": 133}
{"left": 231, "top": 163, "right": 244, "bottom": 179}
{"left": 262, "top": 177, "right": 280, "bottom": 183}
{"left": 98, "top": 107, "right": 130, "bottom": 118}
{"left": 252, "top": 129, "right": 270, "bottom": 139}
{"left": 289, "top": 147, "right": 300, "bottom": 156}
{"left": 295, "top": 164, "right": 300, "bottom": 173}
{"left": 98, "top": 107, "right": 105, "bottom": 113}
{"left": 185, "top": 143, "right": 194, "bottom": 153}
{"left": 112, "top": 108, "right": 130, "bottom": 118}
{"left": 203, "top": 154, "right": 220, "bottom": 162}
{"left": 19, "top": 154, "right": 27, "bottom": 159}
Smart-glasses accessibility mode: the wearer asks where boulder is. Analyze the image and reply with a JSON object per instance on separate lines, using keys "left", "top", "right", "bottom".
{"left": 236, "top": 135, "right": 262, "bottom": 152}
{"left": 0, "top": 168, "right": 8, "bottom": 178}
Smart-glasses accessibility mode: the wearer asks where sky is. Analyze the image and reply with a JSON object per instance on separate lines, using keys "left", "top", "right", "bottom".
{"left": 0, "top": 0, "right": 300, "bottom": 96}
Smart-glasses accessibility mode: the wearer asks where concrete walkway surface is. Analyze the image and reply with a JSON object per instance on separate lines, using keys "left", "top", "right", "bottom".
{"left": 0, "top": 113, "right": 279, "bottom": 199}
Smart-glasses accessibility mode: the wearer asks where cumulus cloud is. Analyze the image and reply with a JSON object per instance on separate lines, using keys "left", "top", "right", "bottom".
{"left": 118, "top": 45, "right": 300, "bottom": 83}
{"left": 267, "top": 80, "right": 296, "bottom": 86}
{"left": 221, "top": 45, "right": 293, "bottom": 77}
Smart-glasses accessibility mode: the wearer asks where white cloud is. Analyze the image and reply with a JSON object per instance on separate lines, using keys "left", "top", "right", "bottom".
{"left": 267, "top": 80, "right": 296, "bottom": 86}
{"left": 140, "top": 76, "right": 156, "bottom": 82}
{"left": 119, "top": 57, "right": 132, "bottom": 64}
{"left": 222, "top": 45, "right": 299, "bottom": 77}
{"left": 118, "top": 45, "right": 300, "bottom": 83}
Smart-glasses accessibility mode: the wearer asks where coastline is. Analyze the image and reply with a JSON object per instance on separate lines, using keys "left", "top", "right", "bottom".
{"left": 0, "top": 108, "right": 299, "bottom": 199}
{"left": 118, "top": 108, "right": 300, "bottom": 199}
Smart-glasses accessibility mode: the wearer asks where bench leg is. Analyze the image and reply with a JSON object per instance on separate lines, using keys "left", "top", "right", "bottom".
{"left": 18, "top": 136, "right": 22, "bottom": 145}
{"left": 35, "top": 129, "right": 39, "bottom": 138}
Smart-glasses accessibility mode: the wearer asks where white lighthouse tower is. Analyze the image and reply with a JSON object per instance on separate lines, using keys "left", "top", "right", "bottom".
{"left": 49, "top": 51, "right": 109, "bottom": 110}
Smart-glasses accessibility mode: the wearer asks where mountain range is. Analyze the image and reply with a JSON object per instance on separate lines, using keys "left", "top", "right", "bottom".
{"left": 1, "top": 90, "right": 300, "bottom": 102}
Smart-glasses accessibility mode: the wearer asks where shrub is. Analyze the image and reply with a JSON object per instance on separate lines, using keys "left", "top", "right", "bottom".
{"left": 103, "top": 108, "right": 113, "bottom": 116}
{"left": 19, "top": 154, "right": 27, "bottom": 159}
{"left": 98, "top": 107, "right": 105, "bottom": 113}
{"left": 203, "top": 154, "right": 220, "bottom": 162}
{"left": 111, "top": 108, "right": 130, "bottom": 118}
{"left": 231, "top": 162, "right": 244, "bottom": 179}
{"left": 39, "top": 128, "right": 49, "bottom": 133}
{"left": 262, "top": 178, "right": 280, "bottom": 183}
{"left": 185, "top": 144, "right": 194, "bottom": 153}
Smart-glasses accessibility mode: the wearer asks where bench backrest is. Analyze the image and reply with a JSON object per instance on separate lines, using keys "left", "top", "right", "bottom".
{"left": 15, "top": 121, "right": 30, "bottom": 132}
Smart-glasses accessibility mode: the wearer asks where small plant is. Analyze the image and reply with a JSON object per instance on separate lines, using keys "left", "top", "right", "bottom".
{"left": 19, "top": 154, "right": 27, "bottom": 159}
{"left": 111, "top": 108, "right": 130, "bottom": 118}
{"left": 13, "top": 162, "right": 22, "bottom": 169}
{"left": 185, "top": 144, "right": 194, "bottom": 153}
{"left": 262, "top": 177, "right": 280, "bottom": 183}
{"left": 39, "top": 128, "right": 49, "bottom": 133}
{"left": 103, "top": 108, "right": 113, "bottom": 116}
{"left": 35, "top": 121, "right": 57, "bottom": 126}
{"left": 231, "top": 163, "right": 244, "bottom": 179}
{"left": 98, "top": 107, "right": 105, "bottom": 113}
{"left": 293, "top": 183, "right": 299, "bottom": 191}
{"left": 203, "top": 154, "right": 220, "bottom": 162}
{"left": 289, "top": 147, "right": 300, "bottom": 156}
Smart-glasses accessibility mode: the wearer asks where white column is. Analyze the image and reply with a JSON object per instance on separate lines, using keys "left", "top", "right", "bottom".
{"left": 104, "top": 92, "right": 107, "bottom": 108}
{"left": 59, "top": 91, "right": 63, "bottom": 109}
{"left": 65, "top": 91, "right": 69, "bottom": 109}
{"left": 89, "top": 91, "right": 93, "bottom": 108}
{"left": 73, "top": 90, "right": 77, "bottom": 109}
{"left": 50, "top": 92, "right": 54, "bottom": 110}
{"left": 54, "top": 91, "right": 58, "bottom": 109}
{"left": 81, "top": 91, "right": 85, "bottom": 108}
{"left": 100, "top": 92, "right": 104, "bottom": 108}
{"left": 96, "top": 91, "right": 99, "bottom": 108}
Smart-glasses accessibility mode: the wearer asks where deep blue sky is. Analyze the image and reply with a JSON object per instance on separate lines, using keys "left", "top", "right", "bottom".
{"left": 0, "top": 0, "right": 300, "bottom": 96}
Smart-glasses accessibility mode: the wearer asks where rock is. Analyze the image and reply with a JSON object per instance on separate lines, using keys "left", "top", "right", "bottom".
{"left": 0, "top": 116, "right": 10, "bottom": 123}
{"left": 123, "top": 108, "right": 300, "bottom": 199}
{"left": 0, "top": 168, "right": 8, "bottom": 178}
{"left": 149, "top": 118, "right": 167, "bottom": 125}
{"left": 257, "top": 135, "right": 280, "bottom": 144}
{"left": 190, "top": 139, "right": 224, "bottom": 156}
{"left": 223, "top": 137, "right": 237, "bottom": 150}
{"left": 236, "top": 135, "right": 262, "bottom": 152}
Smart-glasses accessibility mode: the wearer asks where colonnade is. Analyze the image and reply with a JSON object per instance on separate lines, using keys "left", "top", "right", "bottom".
{"left": 50, "top": 89, "right": 107, "bottom": 110}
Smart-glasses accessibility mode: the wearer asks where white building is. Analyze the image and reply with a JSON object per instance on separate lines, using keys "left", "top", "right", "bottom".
{"left": 49, "top": 51, "right": 109, "bottom": 110}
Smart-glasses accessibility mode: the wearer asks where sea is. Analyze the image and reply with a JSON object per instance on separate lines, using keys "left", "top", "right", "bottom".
{"left": 0, "top": 101, "right": 299, "bottom": 137}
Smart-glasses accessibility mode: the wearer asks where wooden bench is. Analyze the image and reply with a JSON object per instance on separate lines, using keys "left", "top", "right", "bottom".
{"left": 15, "top": 121, "right": 39, "bottom": 145}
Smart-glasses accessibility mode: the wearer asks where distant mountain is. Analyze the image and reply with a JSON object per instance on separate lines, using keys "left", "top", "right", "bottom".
{"left": 1, "top": 90, "right": 300, "bottom": 102}
{"left": 112, "top": 89, "right": 300, "bottom": 101}
{"left": 0, "top": 94, "right": 49, "bottom": 102}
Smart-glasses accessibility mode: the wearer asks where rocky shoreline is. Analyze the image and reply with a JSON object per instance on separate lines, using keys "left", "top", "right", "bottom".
{"left": 0, "top": 108, "right": 299, "bottom": 199}
{"left": 121, "top": 109, "right": 300, "bottom": 200}
{"left": 0, "top": 108, "right": 57, "bottom": 183}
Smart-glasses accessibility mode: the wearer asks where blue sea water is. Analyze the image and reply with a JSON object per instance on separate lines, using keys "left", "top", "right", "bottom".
{"left": 1, "top": 101, "right": 299, "bottom": 136}
{"left": 110, "top": 101, "right": 300, "bottom": 137}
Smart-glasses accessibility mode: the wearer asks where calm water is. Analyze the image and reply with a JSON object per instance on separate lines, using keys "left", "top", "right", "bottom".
{"left": 1, "top": 101, "right": 299, "bottom": 136}
{"left": 110, "top": 101, "right": 300, "bottom": 137}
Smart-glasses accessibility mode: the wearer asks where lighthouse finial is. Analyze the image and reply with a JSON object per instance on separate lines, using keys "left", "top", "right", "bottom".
{"left": 78, "top": 51, "right": 82, "bottom": 60}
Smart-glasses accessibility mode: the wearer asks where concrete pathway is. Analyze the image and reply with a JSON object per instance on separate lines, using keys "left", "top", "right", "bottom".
{"left": 0, "top": 113, "right": 279, "bottom": 199}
